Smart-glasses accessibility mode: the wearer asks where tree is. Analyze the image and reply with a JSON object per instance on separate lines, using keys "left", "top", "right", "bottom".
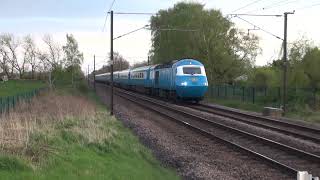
{"left": 23, "top": 35, "right": 38, "bottom": 79}
{"left": 95, "top": 65, "right": 109, "bottom": 74}
{"left": 0, "top": 34, "right": 26, "bottom": 78}
{"left": 96, "top": 52, "right": 130, "bottom": 73}
{"left": 63, "top": 34, "right": 84, "bottom": 85}
{"left": 108, "top": 52, "right": 129, "bottom": 71}
{"left": 301, "top": 47, "right": 320, "bottom": 89}
{"left": 131, "top": 60, "right": 148, "bottom": 68}
{"left": 150, "top": 2, "right": 260, "bottom": 84}
{"left": 249, "top": 66, "right": 279, "bottom": 87}
{"left": 0, "top": 47, "right": 10, "bottom": 77}
{"left": 39, "top": 34, "right": 63, "bottom": 87}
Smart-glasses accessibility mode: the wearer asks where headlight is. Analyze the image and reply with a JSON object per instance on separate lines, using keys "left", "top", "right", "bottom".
{"left": 181, "top": 82, "right": 188, "bottom": 86}
{"left": 204, "top": 82, "right": 208, "bottom": 86}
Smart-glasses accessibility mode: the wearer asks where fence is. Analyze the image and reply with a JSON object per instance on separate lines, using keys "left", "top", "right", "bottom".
{"left": 206, "top": 85, "right": 319, "bottom": 109}
{"left": 0, "top": 87, "right": 47, "bottom": 114}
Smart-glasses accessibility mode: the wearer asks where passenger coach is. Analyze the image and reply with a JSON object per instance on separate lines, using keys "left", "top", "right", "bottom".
{"left": 95, "top": 58, "right": 208, "bottom": 102}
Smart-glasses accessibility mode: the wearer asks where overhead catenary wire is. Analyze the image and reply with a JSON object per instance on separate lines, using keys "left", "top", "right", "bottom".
{"left": 112, "top": 12, "right": 156, "bottom": 15}
{"left": 113, "top": 25, "right": 150, "bottom": 40}
{"left": 228, "top": 13, "right": 282, "bottom": 17}
{"left": 235, "top": 16, "right": 283, "bottom": 40}
{"left": 102, "top": 0, "right": 116, "bottom": 32}
{"left": 146, "top": 28, "right": 199, "bottom": 32}
{"left": 262, "top": 0, "right": 299, "bottom": 11}
{"left": 262, "top": 0, "right": 292, "bottom": 10}
{"left": 245, "top": 0, "right": 293, "bottom": 13}
{"left": 113, "top": 25, "right": 200, "bottom": 40}
{"left": 296, "top": 2, "right": 320, "bottom": 11}
{"left": 231, "top": 0, "right": 265, "bottom": 13}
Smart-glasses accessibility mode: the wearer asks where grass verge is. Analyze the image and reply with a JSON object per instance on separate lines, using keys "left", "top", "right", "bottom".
{"left": 0, "top": 87, "right": 179, "bottom": 180}
{"left": 207, "top": 98, "right": 320, "bottom": 124}
{"left": 0, "top": 80, "right": 46, "bottom": 97}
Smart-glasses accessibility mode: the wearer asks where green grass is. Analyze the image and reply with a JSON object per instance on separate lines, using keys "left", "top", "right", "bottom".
{"left": 207, "top": 98, "right": 320, "bottom": 124}
{"left": 0, "top": 80, "right": 46, "bottom": 97}
{"left": 286, "top": 108, "right": 320, "bottom": 123}
{"left": 206, "top": 98, "right": 264, "bottom": 113}
{"left": 0, "top": 87, "right": 179, "bottom": 180}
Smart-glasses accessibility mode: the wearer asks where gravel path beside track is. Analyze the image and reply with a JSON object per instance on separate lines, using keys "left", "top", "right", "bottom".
{"left": 95, "top": 84, "right": 292, "bottom": 180}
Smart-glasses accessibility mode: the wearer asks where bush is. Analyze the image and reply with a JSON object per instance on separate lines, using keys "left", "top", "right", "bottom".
{"left": 0, "top": 156, "right": 30, "bottom": 171}
{"left": 77, "top": 81, "right": 89, "bottom": 94}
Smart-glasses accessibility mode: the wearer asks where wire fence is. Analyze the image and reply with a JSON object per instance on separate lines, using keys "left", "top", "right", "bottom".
{"left": 0, "top": 87, "right": 48, "bottom": 114}
{"left": 205, "top": 85, "right": 319, "bottom": 110}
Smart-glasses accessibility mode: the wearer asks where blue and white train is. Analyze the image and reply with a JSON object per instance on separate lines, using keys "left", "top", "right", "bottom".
{"left": 95, "top": 58, "right": 208, "bottom": 102}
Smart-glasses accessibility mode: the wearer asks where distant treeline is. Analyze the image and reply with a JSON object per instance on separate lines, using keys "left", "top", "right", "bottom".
{"left": 0, "top": 33, "right": 85, "bottom": 87}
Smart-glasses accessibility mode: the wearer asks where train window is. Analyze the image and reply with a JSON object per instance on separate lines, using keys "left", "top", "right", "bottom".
{"left": 183, "top": 67, "right": 201, "bottom": 75}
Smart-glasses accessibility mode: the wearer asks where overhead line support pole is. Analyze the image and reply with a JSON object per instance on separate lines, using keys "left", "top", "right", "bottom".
{"left": 282, "top": 11, "right": 294, "bottom": 115}
{"left": 110, "top": 10, "right": 114, "bottom": 116}
{"left": 93, "top": 55, "right": 96, "bottom": 91}
{"left": 87, "top": 64, "right": 89, "bottom": 86}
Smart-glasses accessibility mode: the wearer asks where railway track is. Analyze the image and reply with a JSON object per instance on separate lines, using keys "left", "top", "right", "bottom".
{"left": 114, "top": 88, "right": 320, "bottom": 178}
{"left": 189, "top": 104, "right": 320, "bottom": 144}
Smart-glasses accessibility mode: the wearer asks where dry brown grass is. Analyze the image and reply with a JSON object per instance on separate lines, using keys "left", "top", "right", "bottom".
{"left": 0, "top": 90, "right": 104, "bottom": 154}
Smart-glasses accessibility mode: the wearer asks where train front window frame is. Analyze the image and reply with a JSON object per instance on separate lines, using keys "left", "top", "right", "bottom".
{"left": 176, "top": 65, "right": 206, "bottom": 76}
{"left": 182, "top": 67, "right": 201, "bottom": 75}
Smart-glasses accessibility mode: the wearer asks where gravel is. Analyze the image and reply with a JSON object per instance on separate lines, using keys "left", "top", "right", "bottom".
{"left": 95, "top": 83, "right": 292, "bottom": 180}
{"left": 172, "top": 104, "right": 320, "bottom": 156}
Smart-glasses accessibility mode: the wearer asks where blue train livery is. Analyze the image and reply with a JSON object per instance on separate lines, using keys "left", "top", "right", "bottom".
{"left": 95, "top": 58, "right": 208, "bottom": 102}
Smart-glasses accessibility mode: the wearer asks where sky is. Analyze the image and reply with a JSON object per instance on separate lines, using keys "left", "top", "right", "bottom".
{"left": 0, "top": 0, "right": 319, "bottom": 72}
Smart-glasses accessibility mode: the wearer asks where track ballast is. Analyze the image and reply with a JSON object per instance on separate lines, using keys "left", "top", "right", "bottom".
{"left": 113, "top": 87, "right": 320, "bottom": 178}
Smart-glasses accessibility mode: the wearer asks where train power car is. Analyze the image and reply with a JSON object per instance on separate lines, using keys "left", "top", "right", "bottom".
{"left": 95, "top": 58, "right": 208, "bottom": 102}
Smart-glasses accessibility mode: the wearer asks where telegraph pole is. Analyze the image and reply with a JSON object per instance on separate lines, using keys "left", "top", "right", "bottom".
{"left": 147, "top": 56, "right": 150, "bottom": 65}
{"left": 110, "top": 10, "right": 114, "bottom": 116}
{"left": 282, "top": 11, "right": 294, "bottom": 115}
{"left": 93, "top": 55, "right": 96, "bottom": 91}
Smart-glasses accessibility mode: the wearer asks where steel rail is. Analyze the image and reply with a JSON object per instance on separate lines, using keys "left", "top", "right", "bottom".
{"left": 117, "top": 89, "right": 320, "bottom": 164}
{"left": 200, "top": 104, "right": 320, "bottom": 135}
{"left": 114, "top": 90, "right": 298, "bottom": 177}
{"left": 190, "top": 104, "right": 320, "bottom": 144}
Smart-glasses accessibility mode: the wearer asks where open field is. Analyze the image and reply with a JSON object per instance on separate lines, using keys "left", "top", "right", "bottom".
{"left": 0, "top": 88, "right": 179, "bottom": 180}
{"left": 0, "top": 80, "right": 46, "bottom": 97}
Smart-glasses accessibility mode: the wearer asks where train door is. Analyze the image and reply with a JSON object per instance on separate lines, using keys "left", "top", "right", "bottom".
{"left": 155, "top": 71, "right": 159, "bottom": 86}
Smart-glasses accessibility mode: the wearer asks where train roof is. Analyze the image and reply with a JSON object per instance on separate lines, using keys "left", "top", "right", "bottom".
{"left": 174, "top": 59, "right": 203, "bottom": 66}
{"left": 118, "top": 69, "right": 130, "bottom": 73}
{"left": 154, "top": 58, "right": 203, "bottom": 69}
{"left": 96, "top": 72, "right": 110, "bottom": 76}
{"left": 95, "top": 58, "right": 203, "bottom": 76}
